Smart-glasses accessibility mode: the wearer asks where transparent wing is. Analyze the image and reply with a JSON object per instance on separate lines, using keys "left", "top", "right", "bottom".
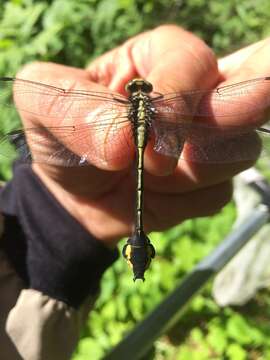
{"left": 0, "top": 77, "right": 134, "bottom": 168}
{"left": 153, "top": 120, "right": 269, "bottom": 163}
{"left": 0, "top": 77, "right": 129, "bottom": 119}
{"left": 151, "top": 77, "right": 270, "bottom": 163}
{"left": 152, "top": 77, "right": 270, "bottom": 118}
{"left": 0, "top": 121, "right": 135, "bottom": 168}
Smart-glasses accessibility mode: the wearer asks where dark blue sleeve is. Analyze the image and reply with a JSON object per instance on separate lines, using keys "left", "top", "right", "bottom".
{"left": 0, "top": 162, "right": 119, "bottom": 308}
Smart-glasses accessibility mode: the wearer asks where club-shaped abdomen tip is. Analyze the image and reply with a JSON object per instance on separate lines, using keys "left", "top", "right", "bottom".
{"left": 122, "top": 231, "right": 155, "bottom": 281}
{"left": 133, "top": 275, "right": 145, "bottom": 282}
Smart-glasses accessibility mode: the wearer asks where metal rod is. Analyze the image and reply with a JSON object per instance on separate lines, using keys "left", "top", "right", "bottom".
{"left": 104, "top": 205, "right": 270, "bottom": 360}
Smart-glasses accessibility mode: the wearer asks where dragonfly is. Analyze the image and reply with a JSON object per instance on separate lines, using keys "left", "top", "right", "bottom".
{"left": 1, "top": 76, "right": 270, "bottom": 281}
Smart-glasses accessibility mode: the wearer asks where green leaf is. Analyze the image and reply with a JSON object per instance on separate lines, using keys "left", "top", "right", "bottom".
{"left": 226, "top": 343, "right": 246, "bottom": 360}
{"left": 206, "top": 325, "right": 227, "bottom": 354}
{"left": 74, "top": 338, "right": 104, "bottom": 360}
{"left": 226, "top": 314, "right": 253, "bottom": 344}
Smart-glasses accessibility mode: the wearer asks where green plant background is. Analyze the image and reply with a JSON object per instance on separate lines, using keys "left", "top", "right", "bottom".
{"left": 1, "top": 0, "right": 270, "bottom": 359}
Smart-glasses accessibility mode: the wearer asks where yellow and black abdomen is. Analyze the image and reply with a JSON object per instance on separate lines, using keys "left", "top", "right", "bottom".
{"left": 122, "top": 231, "right": 155, "bottom": 281}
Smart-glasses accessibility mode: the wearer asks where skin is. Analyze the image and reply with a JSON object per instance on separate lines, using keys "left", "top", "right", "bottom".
{"left": 14, "top": 25, "right": 270, "bottom": 245}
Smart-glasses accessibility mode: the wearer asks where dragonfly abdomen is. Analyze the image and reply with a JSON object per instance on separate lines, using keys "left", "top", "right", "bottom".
{"left": 132, "top": 95, "right": 153, "bottom": 231}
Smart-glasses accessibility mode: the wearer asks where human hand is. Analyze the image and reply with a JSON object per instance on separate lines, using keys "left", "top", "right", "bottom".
{"left": 15, "top": 25, "right": 270, "bottom": 245}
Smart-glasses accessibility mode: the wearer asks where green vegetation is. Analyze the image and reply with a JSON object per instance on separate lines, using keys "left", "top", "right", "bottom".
{"left": 1, "top": 0, "right": 270, "bottom": 359}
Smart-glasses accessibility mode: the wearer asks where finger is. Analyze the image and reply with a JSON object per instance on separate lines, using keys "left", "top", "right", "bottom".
{"left": 33, "top": 162, "right": 128, "bottom": 198}
{"left": 144, "top": 180, "right": 233, "bottom": 232}
{"left": 88, "top": 25, "right": 219, "bottom": 94}
{"left": 87, "top": 42, "right": 139, "bottom": 94}
{"left": 211, "top": 38, "right": 270, "bottom": 127}
{"left": 15, "top": 62, "right": 133, "bottom": 171}
{"left": 137, "top": 25, "right": 219, "bottom": 93}
{"left": 71, "top": 179, "right": 232, "bottom": 241}
{"left": 218, "top": 37, "right": 270, "bottom": 76}
{"left": 144, "top": 154, "right": 256, "bottom": 194}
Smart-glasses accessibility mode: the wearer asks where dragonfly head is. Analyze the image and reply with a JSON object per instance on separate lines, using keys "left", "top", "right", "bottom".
{"left": 125, "top": 78, "right": 153, "bottom": 94}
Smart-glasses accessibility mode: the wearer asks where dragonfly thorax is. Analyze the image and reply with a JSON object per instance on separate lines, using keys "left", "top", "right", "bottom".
{"left": 128, "top": 91, "right": 155, "bottom": 130}
{"left": 125, "top": 78, "right": 153, "bottom": 94}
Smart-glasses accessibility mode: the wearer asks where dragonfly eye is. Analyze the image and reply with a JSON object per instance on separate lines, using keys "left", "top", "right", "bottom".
{"left": 125, "top": 79, "right": 153, "bottom": 94}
